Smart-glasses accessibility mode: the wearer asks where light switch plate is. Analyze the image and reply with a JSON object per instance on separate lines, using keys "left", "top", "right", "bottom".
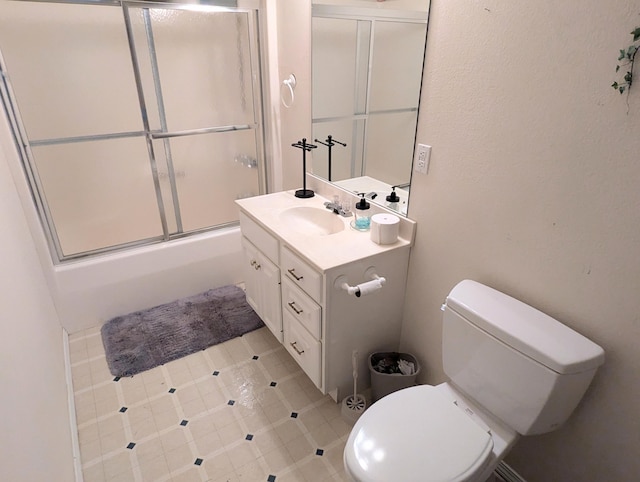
{"left": 414, "top": 143, "right": 431, "bottom": 174}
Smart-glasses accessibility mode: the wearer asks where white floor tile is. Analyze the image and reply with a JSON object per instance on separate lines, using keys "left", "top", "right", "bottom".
{"left": 74, "top": 326, "right": 349, "bottom": 481}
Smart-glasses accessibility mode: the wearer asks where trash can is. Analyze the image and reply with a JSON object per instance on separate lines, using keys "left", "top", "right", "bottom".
{"left": 369, "top": 352, "right": 420, "bottom": 402}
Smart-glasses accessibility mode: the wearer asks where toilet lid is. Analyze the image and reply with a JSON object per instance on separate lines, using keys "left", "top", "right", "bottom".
{"left": 344, "top": 385, "right": 493, "bottom": 482}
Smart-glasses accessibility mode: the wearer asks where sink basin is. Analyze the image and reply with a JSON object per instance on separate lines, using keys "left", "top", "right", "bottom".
{"left": 279, "top": 206, "right": 345, "bottom": 236}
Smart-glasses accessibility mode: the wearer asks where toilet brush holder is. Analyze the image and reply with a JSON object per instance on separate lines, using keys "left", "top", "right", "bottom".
{"left": 341, "top": 350, "right": 368, "bottom": 425}
{"left": 341, "top": 393, "right": 367, "bottom": 424}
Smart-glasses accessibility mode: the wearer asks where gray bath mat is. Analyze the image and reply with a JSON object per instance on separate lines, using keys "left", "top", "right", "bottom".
{"left": 101, "top": 285, "right": 264, "bottom": 377}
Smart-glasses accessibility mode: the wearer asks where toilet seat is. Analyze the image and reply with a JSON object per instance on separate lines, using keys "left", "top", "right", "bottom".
{"left": 344, "top": 385, "right": 494, "bottom": 482}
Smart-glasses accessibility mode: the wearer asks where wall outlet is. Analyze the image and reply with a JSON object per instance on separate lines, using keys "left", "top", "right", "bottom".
{"left": 414, "top": 143, "right": 431, "bottom": 174}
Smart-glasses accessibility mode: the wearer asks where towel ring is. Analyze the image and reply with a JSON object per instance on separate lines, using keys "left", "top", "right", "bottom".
{"left": 281, "top": 73, "right": 296, "bottom": 108}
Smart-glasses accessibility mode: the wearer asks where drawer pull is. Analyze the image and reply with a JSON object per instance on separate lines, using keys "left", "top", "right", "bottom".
{"left": 250, "top": 260, "right": 261, "bottom": 270}
{"left": 287, "top": 268, "right": 303, "bottom": 281}
{"left": 290, "top": 341, "right": 305, "bottom": 355}
{"left": 287, "top": 301, "right": 303, "bottom": 314}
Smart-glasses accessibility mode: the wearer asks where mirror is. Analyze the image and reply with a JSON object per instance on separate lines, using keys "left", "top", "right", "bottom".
{"left": 310, "top": 1, "right": 429, "bottom": 216}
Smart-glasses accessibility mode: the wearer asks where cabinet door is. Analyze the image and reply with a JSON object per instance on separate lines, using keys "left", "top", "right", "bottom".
{"left": 258, "top": 251, "right": 282, "bottom": 342}
{"left": 241, "top": 236, "right": 261, "bottom": 313}
{"left": 241, "top": 236, "right": 283, "bottom": 342}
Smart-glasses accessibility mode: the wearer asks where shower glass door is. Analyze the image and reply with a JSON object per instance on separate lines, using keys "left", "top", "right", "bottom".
{"left": 0, "top": 0, "right": 264, "bottom": 261}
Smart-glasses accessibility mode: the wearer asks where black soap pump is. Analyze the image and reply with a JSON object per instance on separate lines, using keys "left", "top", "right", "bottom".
{"left": 386, "top": 186, "right": 401, "bottom": 203}
{"left": 352, "top": 193, "right": 371, "bottom": 231}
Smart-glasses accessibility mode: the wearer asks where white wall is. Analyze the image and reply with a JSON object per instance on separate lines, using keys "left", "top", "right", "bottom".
{"left": 276, "top": 0, "right": 313, "bottom": 191}
{"left": 0, "top": 129, "right": 74, "bottom": 480}
{"left": 401, "top": 1, "right": 640, "bottom": 480}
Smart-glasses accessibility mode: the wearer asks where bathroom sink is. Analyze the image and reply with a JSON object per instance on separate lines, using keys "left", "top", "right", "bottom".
{"left": 279, "top": 206, "right": 345, "bottom": 236}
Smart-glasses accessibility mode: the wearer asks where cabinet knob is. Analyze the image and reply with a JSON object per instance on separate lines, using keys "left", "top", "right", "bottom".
{"left": 287, "top": 268, "right": 303, "bottom": 281}
{"left": 287, "top": 301, "right": 303, "bottom": 314}
{"left": 290, "top": 341, "right": 305, "bottom": 355}
{"left": 250, "top": 260, "right": 261, "bottom": 270}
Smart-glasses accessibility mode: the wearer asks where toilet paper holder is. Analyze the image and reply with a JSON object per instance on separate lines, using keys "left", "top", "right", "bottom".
{"left": 335, "top": 267, "right": 386, "bottom": 298}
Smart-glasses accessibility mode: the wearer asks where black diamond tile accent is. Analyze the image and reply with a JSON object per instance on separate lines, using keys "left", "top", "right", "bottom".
{"left": 212, "top": 370, "right": 220, "bottom": 376}
{"left": 113, "top": 376, "right": 121, "bottom": 382}
{"left": 194, "top": 458, "right": 203, "bottom": 466}
{"left": 180, "top": 420, "right": 189, "bottom": 426}
{"left": 168, "top": 388, "right": 176, "bottom": 393}
{"left": 290, "top": 412, "right": 298, "bottom": 418}
{"left": 252, "top": 355, "right": 259, "bottom": 360}
{"left": 126, "top": 442, "right": 136, "bottom": 450}
{"left": 267, "top": 476, "right": 276, "bottom": 482}
{"left": 270, "top": 381, "right": 277, "bottom": 387}
{"left": 119, "top": 407, "right": 128, "bottom": 413}
{"left": 245, "top": 434, "right": 254, "bottom": 441}
{"left": 316, "top": 449, "right": 324, "bottom": 456}
{"left": 228, "top": 400, "right": 235, "bottom": 406}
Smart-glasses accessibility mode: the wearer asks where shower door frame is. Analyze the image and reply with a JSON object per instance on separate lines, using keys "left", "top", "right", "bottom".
{"left": 0, "top": 0, "right": 267, "bottom": 263}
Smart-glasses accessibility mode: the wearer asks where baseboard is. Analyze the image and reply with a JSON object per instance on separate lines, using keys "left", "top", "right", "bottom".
{"left": 63, "top": 328, "right": 83, "bottom": 482}
{"left": 495, "top": 461, "right": 527, "bottom": 482}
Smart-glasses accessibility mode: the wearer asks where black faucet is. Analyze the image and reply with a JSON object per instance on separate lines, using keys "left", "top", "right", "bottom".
{"left": 323, "top": 201, "right": 352, "bottom": 217}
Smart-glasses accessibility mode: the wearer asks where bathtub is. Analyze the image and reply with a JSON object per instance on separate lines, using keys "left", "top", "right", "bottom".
{"left": 50, "top": 226, "right": 243, "bottom": 334}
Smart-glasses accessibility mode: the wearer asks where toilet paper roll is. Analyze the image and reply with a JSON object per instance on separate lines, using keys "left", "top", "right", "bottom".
{"left": 355, "top": 278, "right": 384, "bottom": 297}
{"left": 370, "top": 213, "right": 400, "bottom": 245}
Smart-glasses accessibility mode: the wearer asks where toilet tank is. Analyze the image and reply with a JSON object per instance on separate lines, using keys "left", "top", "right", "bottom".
{"left": 442, "top": 280, "right": 605, "bottom": 436}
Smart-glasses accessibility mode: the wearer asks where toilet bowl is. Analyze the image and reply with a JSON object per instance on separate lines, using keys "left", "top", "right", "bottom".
{"left": 344, "top": 383, "right": 517, "bottom": 482}
{"left": 343, "top": 280, "right": 605, "bottom": 482}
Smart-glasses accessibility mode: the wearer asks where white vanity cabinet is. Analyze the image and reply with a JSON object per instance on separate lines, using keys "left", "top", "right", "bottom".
{"left": 240, "top": 214, "right": 283, "bottom": 342}
{"left": 236, "top": 191, "right": 415, "bottom": 402}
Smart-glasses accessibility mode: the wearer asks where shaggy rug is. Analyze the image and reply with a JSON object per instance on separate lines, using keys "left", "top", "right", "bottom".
{"left": 101, "top": 285, "right": 264, "bottom": 377}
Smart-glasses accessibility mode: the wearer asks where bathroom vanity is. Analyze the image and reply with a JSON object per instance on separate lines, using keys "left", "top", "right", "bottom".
{"left": 236, "top": 183, "right": 415, "bottom": 401}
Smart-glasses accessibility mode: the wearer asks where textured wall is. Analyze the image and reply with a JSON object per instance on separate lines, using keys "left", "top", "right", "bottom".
{"left": 0, "top": 119, "right": 75, "bottom": 480}
{"left": 276, "top": 0, "right": 313, "bottom": 191}
{"left": 401, "top": 1, "right": 640, "bottom": 480}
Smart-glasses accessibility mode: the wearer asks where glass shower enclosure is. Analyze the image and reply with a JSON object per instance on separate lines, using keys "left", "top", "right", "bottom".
{"left": 0, "top": 0, "right": 265, "bottom": 262}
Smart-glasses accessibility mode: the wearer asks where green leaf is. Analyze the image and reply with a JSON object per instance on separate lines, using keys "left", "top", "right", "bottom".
{"left": 616, "top": 65, "right": 621, "bottom": 72}
{"left": 627, "top": 45, "right": 637, "bottom": 58}
{"left": 619, "top": 49, "right": 626, "bottom": 60}
{"left": 619, "top": 85, "right": 626, "bottom": 94}
{"left": 632, "top": 27, "right": 640, "bottom": 42}
{"left": 612, "top": 81, "right": 619, "bottom": 89}
{"left": 624, "top": 71, "right": 633, "bottom": 82}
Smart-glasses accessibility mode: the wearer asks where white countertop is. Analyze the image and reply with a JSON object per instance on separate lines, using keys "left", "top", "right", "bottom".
{"left": 235, "top": 190, "right": 412, "bottom": 271}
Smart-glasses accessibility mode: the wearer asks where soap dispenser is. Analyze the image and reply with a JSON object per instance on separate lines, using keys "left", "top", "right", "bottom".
{"left": 386, "top": 186, "right": 401, "bottom": 203}
{"left": 386, "top": 186, "right": 401, "bottom": 210}
{"left": 351, "top": 194, "right": 371, "bottom": 231}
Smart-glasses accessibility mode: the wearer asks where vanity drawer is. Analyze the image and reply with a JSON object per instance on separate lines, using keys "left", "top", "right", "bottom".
{"left": 282, "top": 278, "right": 321, "bottom": 339}
{"left": 239, "top": 211, "right": 279, "bottom": 263}
{"left": 281, "top": 246, "right": 322, "bottom": 302}
{"left": 283, "top": 311, "right": 322, "bottom": 388}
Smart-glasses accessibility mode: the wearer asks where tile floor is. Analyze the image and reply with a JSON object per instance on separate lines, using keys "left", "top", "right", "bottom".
{"left": 69, "top": 325, "right": 350, "bottom": 481}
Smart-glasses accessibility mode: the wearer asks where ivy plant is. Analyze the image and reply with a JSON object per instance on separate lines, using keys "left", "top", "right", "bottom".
{"left": 612, "top": 27, "right": 640, "bottom": 94}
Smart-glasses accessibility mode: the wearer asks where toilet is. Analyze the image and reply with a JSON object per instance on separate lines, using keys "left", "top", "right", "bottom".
{"left": 344, "top": 280, "right": 605, "bottom": 482}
